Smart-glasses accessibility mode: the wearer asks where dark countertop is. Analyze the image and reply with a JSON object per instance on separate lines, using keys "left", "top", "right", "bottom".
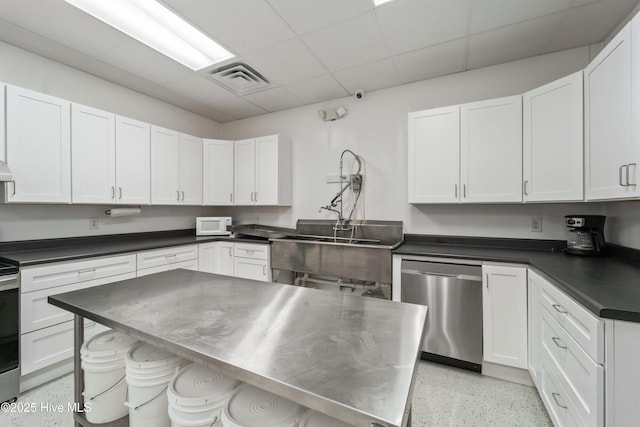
{"left": 0, "top": 229, "right": 270, "bottom": 267}
{"left": 395, "top": 236, "right": 640, "bottom": 323}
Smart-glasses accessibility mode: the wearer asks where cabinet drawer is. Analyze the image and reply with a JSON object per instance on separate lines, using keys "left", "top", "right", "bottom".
{"left": 233, "top": 257, "right": 271, "bottom": 282}
{"left": 21, "top": 254, "right": 136, "bottom": 293}
{"left": 137, "top": 259, "right": 199, "bottom": 277}
{"left": 234, "top": 243, "right": 269, "bottom": 260}
{"left": 540, "top": 353, "right": 588, "bottom": 427}
{"left": 21, "top": 320, "right": 109, "bottom": 375}
{"left": 539, "top": 279, "right": 604, "bottom": 363}
{"left": 21, "top": 272, "right": 135, "bottom": 334}
{"left": 136, "top": 245, "right": 197, "bottom": 270}
{"left": 541, "top": 309, "right": 603, "bottom": 426}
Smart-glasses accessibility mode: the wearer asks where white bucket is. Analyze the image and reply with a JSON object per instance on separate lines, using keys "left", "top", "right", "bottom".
{"left": 298, "top": 409, "right": 353, "bottom": 427}
{"left": 125, "top": 343, "right": 185, "bottom": 427}
{"left": 81, "top": 329, "right": 138, "bottom": 424}
{"left": 168, "top": 363, "right": 241, "bottom": 427}
{"left": 220, "top": 384, "right": 303, "bottom": 427}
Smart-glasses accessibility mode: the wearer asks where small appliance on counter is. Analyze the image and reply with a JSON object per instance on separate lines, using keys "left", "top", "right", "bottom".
{"left": 196, "top": 217, "right": 232, "bottom": 236}
{"left": 565, "top": 215, "right": 606, "bottom": 255}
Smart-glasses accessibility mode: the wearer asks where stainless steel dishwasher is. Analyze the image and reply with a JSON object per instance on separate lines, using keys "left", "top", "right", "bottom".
{"left": 401, "top": 259, "right": 483, "bottom": 372}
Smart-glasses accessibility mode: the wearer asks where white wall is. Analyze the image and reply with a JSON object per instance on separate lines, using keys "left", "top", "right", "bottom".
{"left": 220, "top": 47, "right": 617, "bottom": 242}
{"left": 0, "top": 41, "right": 224, "bottom": 242}
{"left": 603, "top": 202, "right": 640, "bottom": 249}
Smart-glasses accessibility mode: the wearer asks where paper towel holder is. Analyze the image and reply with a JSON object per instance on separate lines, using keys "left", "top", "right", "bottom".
{"left": 105, "top": 207, "right": 142, "bottom": 217}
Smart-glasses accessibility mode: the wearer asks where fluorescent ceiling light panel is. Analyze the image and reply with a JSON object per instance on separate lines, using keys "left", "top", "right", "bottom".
{"left": 373, "top": 0, "right": 396, "bottom": 6}
{"left": 65, "top": 0, "right": 234, "bottom": 70}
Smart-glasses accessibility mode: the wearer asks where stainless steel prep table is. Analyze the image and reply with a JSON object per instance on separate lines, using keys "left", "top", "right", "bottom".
{"left": 48, "top": 269, "right": 427, "bottom": 427}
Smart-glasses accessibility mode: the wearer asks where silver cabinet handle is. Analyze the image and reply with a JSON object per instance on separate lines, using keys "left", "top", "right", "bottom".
{"left": 11, "top": 180, "right": 16, "bottom": 196}
{"left": 263, "top": 265, "right": 266, "bottom": 276}
{"left": 551, "top": 337, "right": 567, "bottom": 350}
{"left": 552, "top": 392, "right": 567, "bottom": 409}
{"left": 254, "top": 192, "right": 258, "bottom": 202}
{"left": 620, "top": 164, "right": 628, "bottom": 187}
{"left": 181, "top": 190, "right": 185, "bottom": 201}
{"left": 230, "top": 193, "right": 233, "bottom": 203}
{"left": 485, "top": 273, "right": 489, "bottom": 289}
{"left": 627, "top": 163, "right": 637, "bottom": 187}
{"left": 454, "top": 184, "right": 458, "bottom": 198}
{"left": 250, "top": 192, "right": 253, "bottom": 201}
{"left": 228, "top": 247, "right": 232, "bottom": 257}
{"left": 176, "top": 190, "right": 180, "bottom": 201}
{"left": 111, "top": 186, "right": 115, "bottom": 199}
{"left": 78, "top": 268, "right": 96, "bottom": 275}
{"left": 552, "top": 304, "right": 567, "bottom": 314}
{"left": 118, "top": 187, "right": 122, "bottom": 199}
{"left": 463, "top": 184, "right": 467, "bottom": 198}
{"left": 523, "top": 180, "right": 529, "bottom": 195}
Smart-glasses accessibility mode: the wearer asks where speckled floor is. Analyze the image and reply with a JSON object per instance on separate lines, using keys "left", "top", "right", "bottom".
{"left": 0, "top": 361, "right": 551, "bottom": 427}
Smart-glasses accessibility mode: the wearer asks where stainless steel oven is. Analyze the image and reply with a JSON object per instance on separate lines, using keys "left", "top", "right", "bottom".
{"left": 0, "top": 262, "right": 19, "bottom": 404}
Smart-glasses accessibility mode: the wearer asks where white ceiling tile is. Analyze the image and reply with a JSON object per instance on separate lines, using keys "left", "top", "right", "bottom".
{"left": 243, "top": 87, "right": 301, "bottom": 112}
{"left": 470, "top": 0, "right": 573, "bottom": 34}
{"left": 0, "top": 0, "right": 129, "bottom": 56}
{"left": 267, "top": 0, "right": 372, "bottom": 35}
{"left": 159, "top": 0, "right": 202, "bottom": 11}
{"left": 467, "top": 14, "right": 564, "bottom": 69}
{"left": 208, "top": 96, "right": 268, "bottom": 119}
{"left": 165, "top": 74, "right": 237, "bottom": 105}
{"left": 393, "top": 38, "right": 467, "bottom": 84}
{"left": 283, "top": 74, "right": 349, "bottom": 105}
{"left": 333, "top": 58, "right": 401, "bottom": 93}
{"left": 546, "top": 0, "right": 639, "bottom": 51}
{"left": 180, "top": 0, "right": 296, "bottom": 57}
{"left": 302, "top": 12, "right": 389, "bottom": 72}
{"left": 94, "top": 40, "right": 195, "bottom": 85}
{"left": 376, "top": 0, "right": 470, "bottom": 55}
{"left": 244, "top": 38, "right": 327, "bottom": 85}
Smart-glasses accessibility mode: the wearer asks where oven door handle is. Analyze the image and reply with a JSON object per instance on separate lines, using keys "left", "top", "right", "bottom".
{"left": 0, "top": 276, "right": 18, "bottom": 291}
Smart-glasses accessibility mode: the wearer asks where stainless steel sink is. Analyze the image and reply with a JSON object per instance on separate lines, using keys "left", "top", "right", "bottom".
{"left": 270, "top": 220, "right": 403, "bottom": 284}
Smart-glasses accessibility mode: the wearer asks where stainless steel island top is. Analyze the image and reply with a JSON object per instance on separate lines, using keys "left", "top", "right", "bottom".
{"left": 48, "top": 269, "right": 427, "bottom": 427}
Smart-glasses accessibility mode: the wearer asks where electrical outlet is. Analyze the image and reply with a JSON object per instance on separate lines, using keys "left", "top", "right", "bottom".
{"left": 89, "top": 217, "right": 99, "bottom": 230}
{"left": 530, "top": 217, "right": 542, "bottom": 232}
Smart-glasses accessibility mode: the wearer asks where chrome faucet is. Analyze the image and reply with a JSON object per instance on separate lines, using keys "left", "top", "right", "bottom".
{"left": 320, "top": 149, "right": 363, "bottom": 232}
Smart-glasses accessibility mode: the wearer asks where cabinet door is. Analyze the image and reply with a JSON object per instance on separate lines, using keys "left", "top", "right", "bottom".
{"left": 198, "top": 242, "right": 220, "bottom": 273}
{"left": 115, "top": 116, "right": 150, "bottom": 205}
{"left": 585, "top": 23, "right": 636, "bottom": 200}
{"left": 5, "top": 86, "right": 71, "bottom": 203}
{"left": 234, "top": 257, "right": 270, "bottom": 282}
{"left": 71, "top": 104, "right": 115, "bottom": 204}
{"left": 234, "top": 138, "right": 255, "bottom": 205}
{"left": 255, "top": 135, "right": 279, "bottom": 205}
{"left": 151, "top": 126, "right": 180, "bottom": 205}
{"left": 179, "top": 133, "right": 203, "bottom": 205}
{"left": 0, "top": 83, "right": 5, "bottom": 165}
{"left": 527, "top": 269, "right": 543, "bottom": 388}
{"left": 218, "top": 242, "right": 235, "bottom": 276}
{"left": 203, "top": 139, "right": 234, "bottom": 205}
{"left": 461, "top": 96, "right": 523, "bottom": 203}
{"left": 523, "top": 72, "right": 584, "bottom": 202}
{"left": 408, "top": 106, "right": 460, "bottom": 203}
{"left": 482, "top": 264, "right": 528, "bottom": 369}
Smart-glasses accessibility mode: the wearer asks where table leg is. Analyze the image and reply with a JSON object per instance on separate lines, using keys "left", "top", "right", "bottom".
{"left": 74, "top": 315, "right": 84, "bottom": 427}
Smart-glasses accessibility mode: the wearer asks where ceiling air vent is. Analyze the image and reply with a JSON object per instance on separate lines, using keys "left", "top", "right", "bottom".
{"left": 206, "top": 62, "right": 270, "bottom": 95}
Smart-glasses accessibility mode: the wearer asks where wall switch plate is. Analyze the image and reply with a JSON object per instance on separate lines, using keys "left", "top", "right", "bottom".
{"left": 530, "top": 217, "right": 542, "bottom": 232}
{"left": 89, "top": 217, "right": 99, "bottom": 230}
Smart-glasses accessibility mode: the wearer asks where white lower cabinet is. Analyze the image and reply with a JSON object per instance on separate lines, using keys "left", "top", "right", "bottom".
{"left": 528, "top": 270, "right": 543, "bottom": 388}
{"left": 136, "top": 259, "right": 199, "bottom": 277}
{"left": 482, "top": 264, "right": 528, "bottom": 369}
{"left": 198, "top": 241, "right": 270, "bottom": 281}
{"left": 136, "top": 245, "right": 198, "bottom": 277}
{"left": 529, "top": 268, "right": 604, "bottom": 427}
{"left": 606, "top": 320, "right": 640, "bottom": 426}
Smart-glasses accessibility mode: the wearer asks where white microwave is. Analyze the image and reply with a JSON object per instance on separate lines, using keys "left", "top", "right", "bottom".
{"left": 196, "top": 217, "right": 232, "bottom": 236}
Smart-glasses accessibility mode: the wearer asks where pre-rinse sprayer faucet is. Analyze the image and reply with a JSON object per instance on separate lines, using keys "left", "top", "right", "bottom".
{"left": 320, "top": 149, "right": 364, "bottom": 232}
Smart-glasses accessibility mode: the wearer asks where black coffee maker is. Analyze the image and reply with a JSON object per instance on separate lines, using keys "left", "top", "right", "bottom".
{"left": 565, "top": 215, "right": 606, "bottom": 255}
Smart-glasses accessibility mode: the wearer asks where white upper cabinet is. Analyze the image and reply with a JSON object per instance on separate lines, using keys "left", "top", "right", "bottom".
{"left": 5, "top": 86, "right": 71, "bottom": 203}
{"left": 234, "top": 135, "right": 291, "bottom": 206}
{"left": 115, "top": 116, "right": 150, "bottom": 205}
{"left": 179, "top": 133, "right": 203, "bottom": 205}
{"left": 408, "top": 106, "right": 460, "bottom": 203}
{"left": 151, "top": 126, "right": 181, "bottom": 205}
{"left": 203, "top": 139, "right": 234, "bottom": 206}
{"left": 0, "top": 83, "right": 5, "bottom": 165}
{"left": 523, "top": 71, "right": 584, "bottom": 202}
{"left": 461, "top": 96, "right": 523, "bottom": 203}
{"left": 585, "top": 21, "right": 638, "bottom": 200}
{"left": 151, "top": 127, "right": 202, "bottom": 205}
{"left": 71, "top": 104, "right": 115, "bottom": 204}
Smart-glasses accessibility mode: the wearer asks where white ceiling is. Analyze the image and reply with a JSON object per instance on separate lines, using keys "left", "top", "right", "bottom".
{"left": 0, "top": 0, "right": 638, "bottom": 123}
